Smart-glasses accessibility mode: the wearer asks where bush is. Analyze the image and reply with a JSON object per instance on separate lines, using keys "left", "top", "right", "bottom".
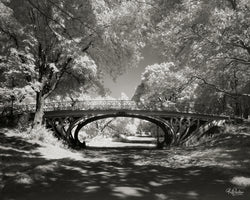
{"left": 223, "top": 123, "right": 237, "bottom": 134}
{"left": 17, "top": 113, "right": 31, "bottom": 131}
{"left": 183, "top": 126, "right": 223, "bottom": 147}
{"left": 24, "top": 126, "right": 66, "bottom": 148}
{"left": 112, "top": 134, "right": 128, "bottom": 142}
{"left": 184, "top": 134, "right": 218, "bottom": 147}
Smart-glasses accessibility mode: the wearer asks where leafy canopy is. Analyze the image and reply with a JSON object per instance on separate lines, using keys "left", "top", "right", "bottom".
{"left": 0, "top": 0, "right": 152, "bottom": 103}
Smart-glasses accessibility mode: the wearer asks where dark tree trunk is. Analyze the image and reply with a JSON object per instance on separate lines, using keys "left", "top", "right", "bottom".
{"left": 243, "top": 108, "right": 249, "bottom": 119}
{"left": 33, "top": 92, "right": 45, "bottom": 128}
{"left": 234, "top": 98, "right": 242, "bottom": 117}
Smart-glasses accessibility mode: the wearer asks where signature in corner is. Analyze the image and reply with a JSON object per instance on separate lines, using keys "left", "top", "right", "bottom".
{"left": 225, "top": 187, "right": 244, "bottom": 196}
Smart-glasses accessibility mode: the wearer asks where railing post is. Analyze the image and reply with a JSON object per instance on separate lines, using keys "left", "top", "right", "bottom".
{"left": 121, "top": 100, "right": 124, "bottom": 109}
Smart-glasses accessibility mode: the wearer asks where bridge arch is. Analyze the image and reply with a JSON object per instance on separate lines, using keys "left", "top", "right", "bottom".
{"left": 68, "top": 113, "right": 175, "bottom": 148}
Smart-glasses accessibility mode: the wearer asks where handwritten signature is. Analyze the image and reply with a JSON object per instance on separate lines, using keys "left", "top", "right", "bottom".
{"left": 225, "top": 187, "right": 244, "bottom": 196}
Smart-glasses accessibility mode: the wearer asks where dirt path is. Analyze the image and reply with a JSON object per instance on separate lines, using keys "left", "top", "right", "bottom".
{"left": 1, "top": 129, "right": 250, "bottom": 200}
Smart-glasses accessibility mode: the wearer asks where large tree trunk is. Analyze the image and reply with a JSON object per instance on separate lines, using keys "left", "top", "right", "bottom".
{"left": 33, "top": 92, "right": 45, "bottom": 128}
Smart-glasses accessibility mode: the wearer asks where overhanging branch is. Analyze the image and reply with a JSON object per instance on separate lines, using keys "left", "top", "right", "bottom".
{"left": 192, "top": 75, "right": 250, "bottom": 98}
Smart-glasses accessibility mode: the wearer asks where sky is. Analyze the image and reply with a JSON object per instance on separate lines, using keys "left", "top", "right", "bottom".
{"left": 103, "top": 46, "right": 161, "bottom": 99}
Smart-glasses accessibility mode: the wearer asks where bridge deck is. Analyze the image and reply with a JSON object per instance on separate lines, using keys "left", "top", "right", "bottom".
{"left": 44, "top": 109, "right": 230, "bottom": 120}
{"left": 1, "top": 100, "right": 233, "bottom": 120}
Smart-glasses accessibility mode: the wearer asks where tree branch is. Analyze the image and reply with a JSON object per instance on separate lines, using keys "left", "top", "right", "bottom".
{"left": 192, "top": 75, "right": 250, "bottom": 98}
{"left": 64, "top": 71, "right": 82, "bottom": 84}
{"left": 100, "top": 119, "right": 115, "bottom": 132}
{"left": 0, "top": 26, "right": 19, "bottom": 48}
{"left": 26, "top": 0, "right": 73, "bottom": 40}
{"left": 227, "top": 0, "right": 237, "bottom": 10}
{"left": 82, "top": 40, "right": 93, "bottom": 53}
{"left": 228, "top": 57, "right": 250, "bottom": 66}
{"left": 230, "top": 40, "right": 250, "bottom": 56}
{"left": 46, "top": 0, "right": 102, "bottom": 39}
{"left": 44, "top": 57, "right": 72, "bottom": 98}
{"left": 239, "top": 40, "right": 250, "bottom": 55}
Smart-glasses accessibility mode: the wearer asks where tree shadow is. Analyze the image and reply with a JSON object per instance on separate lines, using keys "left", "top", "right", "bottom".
{"left": 202, "top": 130, "right": 250, "bottom": 172}
{"left": 0, "top": 131, "right": 50, "bottom": 195}
{"left": 2, "top": 152, "right": 250, "bottom": 200}
{"left": 1, "top": 131, "right": 250, "bottom": 200}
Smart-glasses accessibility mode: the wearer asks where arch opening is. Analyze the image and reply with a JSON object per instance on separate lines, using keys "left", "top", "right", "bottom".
{"left": 69, "top": 113, "right": 175, "bottom": 149}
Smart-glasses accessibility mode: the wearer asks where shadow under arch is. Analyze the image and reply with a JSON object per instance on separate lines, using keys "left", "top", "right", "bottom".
{"left": 70, "top": 113, "right": 175, "bottom": 149}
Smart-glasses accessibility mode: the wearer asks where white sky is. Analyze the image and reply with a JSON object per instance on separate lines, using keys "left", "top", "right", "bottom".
{"left": 103, "top": 46, "right": 161, "bottom": 99}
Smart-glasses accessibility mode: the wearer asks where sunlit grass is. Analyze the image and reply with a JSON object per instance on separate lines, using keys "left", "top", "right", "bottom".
{"left": 231, "top": 176, "right": 250, "bottom": 188}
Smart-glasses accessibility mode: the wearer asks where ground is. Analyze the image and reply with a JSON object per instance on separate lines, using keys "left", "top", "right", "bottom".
{"left": 1, "top": 123, "right": 250, "bottom": 200}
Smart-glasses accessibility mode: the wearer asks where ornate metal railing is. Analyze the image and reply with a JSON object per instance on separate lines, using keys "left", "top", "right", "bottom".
{"left": 0, "top": 100, "right": 232, "bottom": 116}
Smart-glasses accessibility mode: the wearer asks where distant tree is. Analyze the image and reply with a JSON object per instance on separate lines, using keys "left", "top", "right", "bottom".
{"left": 137, "top": 120, "right": 157, "bottom": 136}
{"left": 132, "top": 62, "right": 197, "bottom": 109}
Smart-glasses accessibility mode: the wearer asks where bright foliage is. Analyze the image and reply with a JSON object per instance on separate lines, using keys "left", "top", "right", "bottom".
{"left": 0, "top": 0, "right": 151, "bottom": 124}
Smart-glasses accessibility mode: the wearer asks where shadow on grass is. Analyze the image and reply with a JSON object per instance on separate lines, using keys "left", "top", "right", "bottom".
{"left": 0, "top": 132, "right": 40, "bottom": 151}
{"left": 1, "top": 131, "right": 250, "bottom": 200}
{"left": 2, "top": 158, "right": 250, "bottom": 200}
{"left": 0, "top": 132, "right": 43, "bottom": 171}
{"left": 0, "top": 131, "right": 52, "bottom": 196}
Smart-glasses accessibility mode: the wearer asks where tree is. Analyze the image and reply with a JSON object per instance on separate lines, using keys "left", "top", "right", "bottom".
{"left": 0, "top": 0, "right": 152, "bottom": 127}
{"left": 132, "top": 62, "right": 197, "bottom": 110}
{"left": 146, "top": 0, "right": 250, "bottom": 116}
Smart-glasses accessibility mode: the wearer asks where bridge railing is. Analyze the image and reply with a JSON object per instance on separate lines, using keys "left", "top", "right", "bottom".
{"left": 43, "top": 100, "right": 144, "bottom": 111}
{"left": 0, "top": 100, "right": 232, "bottom": 116}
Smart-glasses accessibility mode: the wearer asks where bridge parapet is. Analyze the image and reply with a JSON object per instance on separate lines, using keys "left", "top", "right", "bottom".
{"left": 1, "top": 100, "right": 187, "bottom": 112}
{"left": 1, "top": 100, "right": 231, "bottom": 117}
{"left": 42, "top": 100, "right": 143, "bottom": 111}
